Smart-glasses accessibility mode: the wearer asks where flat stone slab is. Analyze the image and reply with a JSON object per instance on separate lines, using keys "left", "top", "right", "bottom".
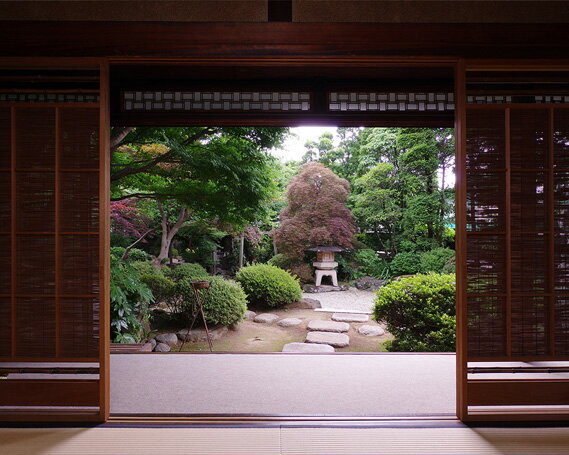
{"left": 277, "top": 317, "right": 303, "bottom": 327}
{"left": 331, "top": 313, "right": 369, "bottom": 323}
{"left": 303, "top": 285, "right": 350, "bottom": 293}
{"left": 305, "top": 331, "right": 350, "bottom": 348}
{"left": 254, "top": 313, "right": 279, "bottom": 324}
{"left": 357, "top": 325, "right": 385, "bottom": 337}
{"left": 307, "top": 320, "right": 349, "bottom": 333}
{"left": 282, "top": 342, "right": 335, "bottom": 353}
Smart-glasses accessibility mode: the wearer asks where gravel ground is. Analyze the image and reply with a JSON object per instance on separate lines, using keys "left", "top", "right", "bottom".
{"left": 303, "top": 287, "right": 377, "bottom": 313}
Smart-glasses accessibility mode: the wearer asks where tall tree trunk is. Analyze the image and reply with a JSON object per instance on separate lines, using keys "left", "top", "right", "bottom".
{"left": 152, "top": 202, "right": 190, "bottom": 267}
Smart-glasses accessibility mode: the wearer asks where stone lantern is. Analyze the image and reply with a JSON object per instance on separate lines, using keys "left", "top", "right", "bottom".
{"left": 308, "top": 246, "right": 343, "bottom": 287}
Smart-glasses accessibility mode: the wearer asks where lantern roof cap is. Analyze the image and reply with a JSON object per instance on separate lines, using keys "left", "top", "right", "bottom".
{"left": 307, "top": 245, "right": 344, "bottom": 252}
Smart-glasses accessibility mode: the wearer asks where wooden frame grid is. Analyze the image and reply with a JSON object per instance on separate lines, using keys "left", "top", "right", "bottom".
{"left": 0, "top": 59, "right": 109, "bottom": 422}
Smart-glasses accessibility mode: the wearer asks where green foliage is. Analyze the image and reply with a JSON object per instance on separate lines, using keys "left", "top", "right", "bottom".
{"left": 441, "top": 256, "right": 456, "bottom": 274}
{"left": 165, "top": 262, "right": 208, "bottom": 282}
{"left": 236, "top": 264, "right": 302, "bottom": 308}
{"left": 179, "top": 277, "right": 247, "bottom": 326}
{"left": 390, "top": 252, "right": 421, "bottom": 276}
{"left": 267, "top": 253, "right": 292, "bottom": 269}
{"left": 355, "top": 249, "right": 389, "bottom": 279}
{"left": 110, "top": 256, "right": 154, "bottom": 343}
{"left": 140, "top": 274, "right": 177, "bottom": 311}
{"left": 131, "top": 260, "right": 163, "bottom": 278}
{"left": 373, "top": 273, "right": 456, "bottom": 352}
{"left": 419, "top": 248, "right": 455, "bottom": 273}
{"left": 110, "top": 247, "right": 150, "bottom": 262}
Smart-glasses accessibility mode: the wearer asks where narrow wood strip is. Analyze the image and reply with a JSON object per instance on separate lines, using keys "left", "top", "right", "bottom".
{"left": 548, "top": 107, "right": 556, "bottom": 355}
{"left": 9, "top": 106, "right": 15, "bottom": 359}
{"left": 454, "top": 59, "right": 468, "bottom": 421}
{"left": 55, "top": 107, "right": 60, "bottom": 358}
{"left": 505, "top": 107, "right": 512, "bottom": 357}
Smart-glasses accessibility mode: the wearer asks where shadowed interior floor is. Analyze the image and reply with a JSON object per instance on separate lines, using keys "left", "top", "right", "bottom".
{"left": 110, "top": 353, "right": 455, "bottom": 416}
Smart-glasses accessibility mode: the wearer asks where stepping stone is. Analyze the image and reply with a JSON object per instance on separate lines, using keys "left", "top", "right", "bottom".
{"left": 306, "top": 331, "right": 350, "bottom": 348}
{"left": 331, "top": 313, "right": 369, "bottom": 323}
{"left": 155, "top": 332, "right": 179, "bottom": 346}
{"left": 254, "top": 313, "right": 279, "bottom": 324}
{"left": 277, "top": 317, "right": 303, "bottom": 327}
{"left": 287, "top": 298, "right": 321, "bottom": 309}
{"left": 282, "top": 342, "right": 335, "bottom": 353}
{"left": 307, "top": 320, "right": 349, "bottom": 333}
{"left": 357, "top": 325, "right": 385, "bottom": 337}
{"left": 244, "top": 310, "right": 257, "bottom": 321}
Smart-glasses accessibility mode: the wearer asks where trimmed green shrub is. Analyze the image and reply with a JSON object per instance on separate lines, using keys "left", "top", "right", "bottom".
{"left": 131, "top": 261, "right": 163, "bottom": 278}
{"left": 179, "top": 277, "right": 247, "bottom": 326}
{"left": 419, "top": 248, "right": 455, "bottom": 273}
{"left": 441, "top": 256, "right": 456, "bottom": 274}
{"left": 373, "top": 273, "right": 456, "bottom": 352}
{"left": 355, "top": 248, "right": 389, "bottom": 278}
{"left": 127, "top": 248, "right": 150, "bottom": 262}
{"left": 235, "top": 264, "right": 302, "bottom": 308}
{"left": 267, "top": 253, "right": 292, "bottom": 270}
{"left": 140, "top": 274, "right": 177, "bottom": 311}
{"left": 390, "top": 251, "right": 420, "bottom": 276}
{"left": 165, "top": 262, "right": 208, "bottom": 282}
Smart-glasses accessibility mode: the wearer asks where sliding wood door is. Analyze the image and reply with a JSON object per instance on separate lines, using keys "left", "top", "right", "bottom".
{"left": 0, "top": 61, "right": 109, "bottom": 422}
{"left": 457, "top": 64, "right": 569, "bottom": 421}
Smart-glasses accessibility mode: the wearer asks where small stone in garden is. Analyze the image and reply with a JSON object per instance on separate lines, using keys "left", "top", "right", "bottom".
{"left": 331, "top": 313, "right": 369, "bottom": 323}
{"left": 357, "top": 325, "right": 385, "bottom": 336}
{"left": 277, "top": 317, "right": 302, "bottom": 327}
{"left": 303, "top": 285, "right": 349, "bottom": 293}
{"left": 254, "top": 313, "right": 279, "bottom": 324}
{"left": 229, "top": 322, "right": 240, "bottom": 331}
{"left": 244, "top": 310, "right": 257, "bottom": 321}
{"left": 286, "top": 298, "right": 321, "bottom": 309}
{"left": 147, "top": 338, "right": 157, "bottom": 348}
{"left": 282, "top": 342, "right": 335, "bottom": 353}
{"left": 307, "top": 320, "right": 349, "bottom": 333}
{"left": 306, "top": 331, "right": 350, "bottom": 348}
{"left": 140, "top": 342, "right": 154, "bottom": 352}
{"left": 155, "top": 332, "right": 179, "bottom": 346}
{"left": 354, "top": 276, "right": 385, "bottom": 291}
{"left": 154, "top": 342, "right": 171, "bottom": 352}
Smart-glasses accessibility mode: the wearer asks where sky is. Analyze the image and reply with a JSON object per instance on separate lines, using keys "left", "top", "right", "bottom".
{"left": 271, "top": 126, "right": 338, "bottom": 162}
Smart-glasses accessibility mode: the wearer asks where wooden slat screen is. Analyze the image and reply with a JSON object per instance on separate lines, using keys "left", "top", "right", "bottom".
{"left": 0, "top": 68, "right": 105, "bottom": 421}
{"left": 462, "top": 82, "right": 569, "bottom": 418}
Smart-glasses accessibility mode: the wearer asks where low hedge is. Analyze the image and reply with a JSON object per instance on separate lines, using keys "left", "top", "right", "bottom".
{"left": 179, "top": 276, "right": 247, "bottom": 326}
{"left": 235, "top": 264, "right": 302, "bottom": 308}
{"left": 373, "top": 273, "right": 456, "bottom": 352}
{"left": 165, "top": 262, "right": 208, "bottom": 282}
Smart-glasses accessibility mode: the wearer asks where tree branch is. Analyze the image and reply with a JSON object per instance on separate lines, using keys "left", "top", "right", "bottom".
{"left": 110, "top": 127, "right": 218, "bottom": 183}
{"left": 110, "top": 127, "right": 136, "bottom": 155}
{"left": 121, "top": 228, "right": 156, "bottom": 260}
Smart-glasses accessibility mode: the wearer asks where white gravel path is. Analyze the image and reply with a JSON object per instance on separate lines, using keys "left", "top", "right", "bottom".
{"left": 303, "top": 287, "right": 377, "bottom": 313}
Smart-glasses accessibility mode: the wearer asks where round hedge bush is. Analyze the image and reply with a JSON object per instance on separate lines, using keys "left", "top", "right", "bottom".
{"left": 179, "top": 277, "right": 247, "bottom": 326}
{"left": 235, "top": 264, "right": 302, "bottom": 308}
{"left": 373, "top": 273, "right": 456, "bottom": 352}
{"left": 166, "top": 262, "right": 208, "bottom": 282}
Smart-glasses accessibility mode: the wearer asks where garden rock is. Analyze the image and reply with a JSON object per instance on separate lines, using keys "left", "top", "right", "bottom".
{"left": 155, "top": 332, "right": 179, "bottom": 346}
{"left": 307, "top": 320, "right": 349, "bottom": 333}
{"left": 354, "top": 276, "right": 385, "bottom": 291}
{"left": 331, "top": 313, "right": 369, "bottom": 323}
{"left": 357, "top": 325, "right": 385, "bottom": 336}
{"left": 282, "top": 342, "right": 335, "bottom": 353}
{"left": 277, "top": 317, "right": 302, "bottom": 327}
{"left": 147, "top": 338, "right": 157, "bottom": 349}
{"left": 303, "top": 284, "right": 349, "bottom": 293}
{"left": 254, "top": 313, "right": 279, "bottom": 324}
{"left": 154, "top": 342, "right": 171, "bottom": 352}
{"left": 306, "top": 331, "right": 350, "bottom": 348}
{"left": 244, "top": 310, "right": 257, "bottom": 321}
{"left": 287, "top": 298, "right": 322, "bottom": 310}
{"left": 177, "top": 326, "right": 228, "bottom": 342}
{"left": 140, "top": 342, "right": 154, "bottom": 352}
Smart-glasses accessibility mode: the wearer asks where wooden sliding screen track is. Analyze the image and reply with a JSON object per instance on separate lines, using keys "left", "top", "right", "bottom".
{"left": 458, "top": 66, "right": 569, "bottom": 421}
{"left": 0, "top": 61, "right": 109, "bottom": 422}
